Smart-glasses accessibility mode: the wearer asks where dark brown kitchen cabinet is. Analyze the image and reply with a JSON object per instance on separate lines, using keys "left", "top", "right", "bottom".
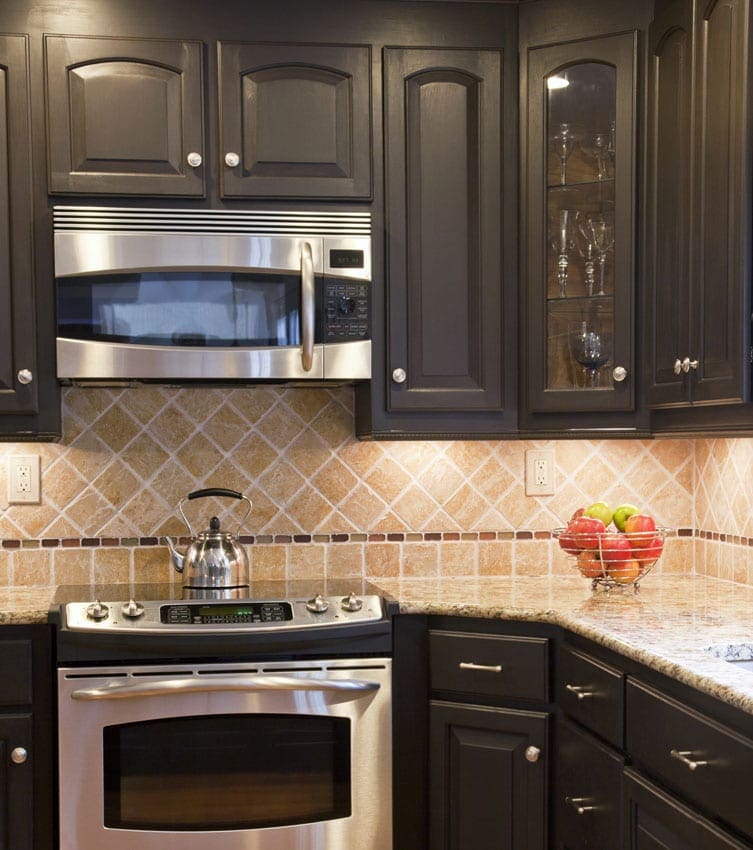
{"left": 0, "top": 627, "right": 53, "bottom": 850}
{"left": 218, "top": 42, "right": 371, "bottom": 199}
{"left": 378, "top": 43, "right": 518, "bottom": 435}
{"left": 0, "top": 35, "right": 41, "bottom": 420}
{"left": 45, "top": 35, "right": 205, "bottom": 196}
{"left": 646, "top": 0, "right": 752, "bottom": 410}
{"left": 429, "top": 701, "right": 548, "bottom": 850}
{"left": 624, "top": 769, "right": 750, "bottom": 849}
{"left": 523, "top": 31, "right": 638, "bottom": 416}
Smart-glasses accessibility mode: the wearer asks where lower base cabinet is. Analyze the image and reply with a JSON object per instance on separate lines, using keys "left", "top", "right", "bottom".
{"left": 624, "top": 770, "right": 750, "bottom": 849}
{"left": 0, "top": 714, "right": 33, "bottom": 849}
{"left": 429, "top": 701, "right": 548, "bottom": 850}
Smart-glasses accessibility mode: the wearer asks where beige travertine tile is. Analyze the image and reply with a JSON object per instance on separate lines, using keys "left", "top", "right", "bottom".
{"left": 13, "top": 550, "right": 53, "bottom": 587}
{"left": 365, "top": 543, "right": 400, "bottom": 578}
{"left": 401, "top": 543, "right": 439, "bottom": 578}
{"left": 365, "top": 457, "right": 413, "bottom": 504}
{"left": 392, "top": 486, "right": 439, "bottom": 530}
{"left": 478, "top": 541, "right": 513, "bottom": 576}
{"left": 176, "top": 433, "right": 225, "bottom": 479}
{"left": 92, "top": 548, "right": 131, "bottom": 584}
{"left": 325, "top": 544, "right": 364, "bottom": 578}
{"left": 251, "top": 546, "right": 286, "bottom": 581}
{"left": 285, "top": 489, "right": 334, "bottom": 532}
{"left": 133, "top": 546, "right": 172, "bottom": 583}
{"left": 289, "top": 545, "right": 325, "bottom": 580}
{"left": 150, "top": 404, "right": 196, "bottom": 451}
{"left": 512, "top": 541, "right": 550, "bottom": 577}
{"left": 439, "top": 542, "right": 477, "bottom": 577}
{"left": 53, "top": 549, "right": 93, "bottom": 585}
{"left": 91, "top": 405, "right": 140, "bottom": 453}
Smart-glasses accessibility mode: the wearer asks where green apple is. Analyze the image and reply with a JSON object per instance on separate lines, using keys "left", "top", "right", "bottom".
{"left": 583, "top": 501, "right": 613, "bottom": 527}
{"left": 613, "top": 503, "right": 640, "bottom": 532}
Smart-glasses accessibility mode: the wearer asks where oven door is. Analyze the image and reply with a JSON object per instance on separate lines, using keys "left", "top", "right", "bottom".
{"left": 58, "top": 659, "right": 392, "bottom": 850}
{"left": 55, "top": 232, "right": 326, "bottom": 380}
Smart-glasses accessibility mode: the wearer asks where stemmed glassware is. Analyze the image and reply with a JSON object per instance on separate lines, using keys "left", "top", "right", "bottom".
{"left": 549, "top": 123, "right": 578, "bottom": 185}
{"left": 570, "top": 321, "right": 612, "bottom": 386}
{"left": 580, "top": 131, "right": 611, "bottom": 181}
{"left": 549, "top": 208, "right": 575, "bottom": 297}
{"left": 573, "top": 211, "right": 597, "bottom": 296}
{"left": 587, "top": 211, "right": 615, "bottom": 296}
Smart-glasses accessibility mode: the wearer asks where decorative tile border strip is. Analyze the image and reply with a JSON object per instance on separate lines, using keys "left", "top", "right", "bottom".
{"left": 0, "top": 528, "right": 692, "bottom": 549}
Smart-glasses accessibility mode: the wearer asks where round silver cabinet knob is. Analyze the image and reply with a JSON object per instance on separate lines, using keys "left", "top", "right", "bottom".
{"left": 17, "top": 369, "right": 32, "bottom": 385}
{"left": 392, "top": 368, "right": 407, "bottom": 384}
{"left": 10, "top": 747, "right": 27, "bottom": 765}
{"left": 225, "top": 152, "right": 241, "bottom": 168}
{"left": 674, "top": 358, "right": 683, "bottom": 375}
{"left": 121, "top": 599, "right": 145, "bottom": 619}
{"left": 186, "top": 151, "right": 203, "bottom": 168}
{"left": 85, "top": 600, "right": 109, "bottom": 621}
{"left": 612, "top": 366, "right": 628, "bottom": 382}
{"left": 341, "top": 592, "right": 363, "bottom": 612}
{"left": 306, "top": 594, "right": 329, "bottom": 614}
{"left": 525, "top": 745, "right": 541, "bottom": 763}
{"left": 686, "top": 357, "right": 699, "bottom": 372}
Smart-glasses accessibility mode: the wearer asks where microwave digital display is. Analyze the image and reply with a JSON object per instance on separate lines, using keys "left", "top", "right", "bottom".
{"left": 329, "top": 249, "right": 364, "bottom": 269}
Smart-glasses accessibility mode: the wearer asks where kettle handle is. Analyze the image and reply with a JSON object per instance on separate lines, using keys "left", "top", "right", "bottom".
{"left": 178, "top": 489, "right": 253, "bottom": 538}
{"left": 187, "top": 488, "right": 243, "bottom": 501}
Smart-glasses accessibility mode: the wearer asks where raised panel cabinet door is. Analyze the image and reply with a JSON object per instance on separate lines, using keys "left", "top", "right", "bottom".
{"left": 218, "top": 42, "right": 371, "bottom": 198}
{"left": 0, "top": 35, "right": 37, "bottom": 416}
{"left": 645, "top": 0, "right": 695, "bottom": 407}
{"left": 45, "top": 35, "right": 205, "bottom": 196}
{"left": 623, "top": 770, "right": 750, "bottom": 850}
{"left": 429, "top": 701, "right": 548, "bottom": 850}
{"left": 0, "top": 714, "right": 33, "bottom": 850}
{"left": 690, "top": 0, "right": 752, "bottom": 404}
{"left": 384, "top": 48, "right": 504, "bottom": 414}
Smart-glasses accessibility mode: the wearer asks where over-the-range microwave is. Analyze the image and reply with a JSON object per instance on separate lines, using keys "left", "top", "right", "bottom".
{"left": 53, "top": 207, "right": 372, "bottom": 384}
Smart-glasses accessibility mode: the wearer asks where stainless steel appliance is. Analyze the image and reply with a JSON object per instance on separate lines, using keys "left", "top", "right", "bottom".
{"left": 54, "top": 207, "right": 371, "bottom": 383}
{"left": 52, "top": 585, "right": 393, "bottom": 850}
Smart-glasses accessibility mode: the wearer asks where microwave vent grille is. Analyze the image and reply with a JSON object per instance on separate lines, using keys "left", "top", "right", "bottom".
{"left": 53, "top": 206, "right": 372, "bottom": 236}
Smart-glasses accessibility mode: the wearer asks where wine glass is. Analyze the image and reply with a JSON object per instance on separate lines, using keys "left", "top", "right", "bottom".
{"left": 587, "top": 211, "right": 615, "bottom": 296}
{"left": 573, "top": 211, "right": 597, "bottom": 296}
{"left": 549, "top": 123, "right": 578, "bottom": 185}
{"left": 549, "top": 208, "right": 575, "bottom": 297}
{"left": 580, "top": 131, "right": 611, "bottom": 180}
{"left": 570, "top": 322, "right": 612, "bottom": 386}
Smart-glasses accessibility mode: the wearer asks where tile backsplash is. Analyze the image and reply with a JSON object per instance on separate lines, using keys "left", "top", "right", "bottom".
{"left": 0, "top": 386, "right": 748, "bottom": 587}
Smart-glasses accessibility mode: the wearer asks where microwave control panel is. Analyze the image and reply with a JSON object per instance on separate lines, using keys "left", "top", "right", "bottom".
{"left": 324, "top": 281, "right": 370, "bottom": 342}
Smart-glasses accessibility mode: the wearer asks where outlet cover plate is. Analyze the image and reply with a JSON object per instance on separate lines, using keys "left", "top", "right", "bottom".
{"left": 8, "top": 455, "right": 40, "bottom": 504}
{"left": 525, "top": 449, "right": 555, "bottom": 496}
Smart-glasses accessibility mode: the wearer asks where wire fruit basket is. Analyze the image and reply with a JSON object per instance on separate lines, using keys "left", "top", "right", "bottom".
{"left": 552, "top": 527, "right": 670, "bottom": 590}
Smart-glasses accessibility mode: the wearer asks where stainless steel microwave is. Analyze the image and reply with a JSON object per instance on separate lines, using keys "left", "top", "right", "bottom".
{"left": 54, "top": 207, "right": 372, "bottom": 383}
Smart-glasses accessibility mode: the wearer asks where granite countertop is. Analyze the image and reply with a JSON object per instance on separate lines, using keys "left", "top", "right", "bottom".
{"left": 374, "top": 574, "right": 753, "bottom": 716}
{"left": 4, "top": 574, "right": 753, "bottom": 716}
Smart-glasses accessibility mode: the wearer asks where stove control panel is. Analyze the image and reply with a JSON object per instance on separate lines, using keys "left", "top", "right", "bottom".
{"left": 62, "top": 594, "right": 384, "bottom": 634}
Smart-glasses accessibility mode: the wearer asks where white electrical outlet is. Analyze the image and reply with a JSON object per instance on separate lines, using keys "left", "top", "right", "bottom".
{"left": 8, "top": 455, "right": 40, "bottom": 504}
{"left": 525, "top": 449, "right": 555, "bottom": 496}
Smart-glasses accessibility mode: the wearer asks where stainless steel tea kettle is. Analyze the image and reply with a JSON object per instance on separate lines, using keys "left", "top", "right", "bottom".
{"left": 165, "top": 488, "right": 252, "bottom": 588}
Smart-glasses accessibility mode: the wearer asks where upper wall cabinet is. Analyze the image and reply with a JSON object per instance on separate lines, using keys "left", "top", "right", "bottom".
{"left": 382, "top": 47, "right": 515, "bottom": 429}
{"left": 645, "top": 0, "right": 752, "bottom": 409}
{"left": 523, "top": 32, "right": 638, "bottom": 415}
{"left": 218, "top": 42, "right": 372, "bottom": 199}
{"left": 0, "top": 35, "right": 40, "bottom": 418}
{"left": 45, "top": 35, "right": 205, "bottom": 197}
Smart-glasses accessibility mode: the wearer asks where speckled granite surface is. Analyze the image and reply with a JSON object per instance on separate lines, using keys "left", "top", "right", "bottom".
{"left": 374, "top": 574, "right": 753, "bottom": 716}
{"left": 5, "top": 575, "right": 753, "bottom": 716}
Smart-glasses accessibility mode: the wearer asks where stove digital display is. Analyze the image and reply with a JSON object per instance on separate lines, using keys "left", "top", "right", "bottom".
{"left": 161, "top": 601, "right": 293, "bottom": 625}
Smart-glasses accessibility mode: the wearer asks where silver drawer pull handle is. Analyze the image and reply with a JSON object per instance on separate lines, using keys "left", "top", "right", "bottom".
{"left": 458, "top": 662, "right": 503, "bottom": 673}
{"left": 565, "top": 683, "right": 594, "bottom": 700}
{"left": 670, "top": 749, "right": 708, "bottom": 771}
{"left": 566, "top": 796, "right": 595, "bottom": 815}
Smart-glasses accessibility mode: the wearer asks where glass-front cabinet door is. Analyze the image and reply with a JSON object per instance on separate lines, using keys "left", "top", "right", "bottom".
{"left": 525, "top": 33, "right": 637, "bottom": 413}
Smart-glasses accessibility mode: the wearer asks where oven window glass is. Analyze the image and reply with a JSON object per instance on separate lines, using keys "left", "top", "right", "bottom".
{"left": 103, "top": 713, "right": 351, "bottom": 830}
{"left": 57, "top": 272, "right": 322, "bottom": 347}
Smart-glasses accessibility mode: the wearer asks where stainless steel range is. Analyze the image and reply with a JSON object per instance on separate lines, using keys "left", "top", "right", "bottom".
{"left": 51, "top": 584, "right": 393, "bottom": 850}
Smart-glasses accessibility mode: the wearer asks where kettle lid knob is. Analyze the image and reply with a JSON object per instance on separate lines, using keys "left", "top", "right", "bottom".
{"left": 210, "top": 516, "right": 221, "bottom": 531}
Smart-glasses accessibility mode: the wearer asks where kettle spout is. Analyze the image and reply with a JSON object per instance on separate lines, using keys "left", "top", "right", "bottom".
{"left": 165, "top": 536, "right": 185, "bottom": 573}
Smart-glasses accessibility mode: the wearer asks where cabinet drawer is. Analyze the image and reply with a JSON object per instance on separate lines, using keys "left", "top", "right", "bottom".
{"left": 626, "top": 678, "right": 753, "bottom": 840}
{"left": 0, "top": 640, "right": 32, "bottom": 705}
{"left": 557, "top": 719, "right": 623, "bottom": 850}
{"left": 558, "top": 645, "right": 624, "bottom": 748}
{"left": 429, "top": 630, "right": 549, "bottom": 701}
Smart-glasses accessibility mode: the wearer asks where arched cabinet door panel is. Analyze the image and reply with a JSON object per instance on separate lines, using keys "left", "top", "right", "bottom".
{"left": 45, "top": 35, "right": 205, "bottom": 196}
{"left": 218, "top": 42, "right": 372, "bottom": 199}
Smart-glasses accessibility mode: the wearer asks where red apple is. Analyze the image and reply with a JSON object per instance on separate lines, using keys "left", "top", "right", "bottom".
{"left": 624, "top": 513, "right": 657, "bottom": 547}
{"left": 558, "top": 529, "right": 580, "bottom": 555}
{"left": 567, "top": 516, "right": 607, "bottom": 550}
{"left": 576, "top": 549, "right": 604, "bottom": 579}
{"left": 608, "top": 558, "right": 642, "bottom": 584}
{"left": 636, "top": 535, "right": 664, "bottom": 566}
{"left": 569, "top": 506, "right": 585, "bottom": 522}
{"left": 599, "top": 532, "right": 633, "bottom": 564}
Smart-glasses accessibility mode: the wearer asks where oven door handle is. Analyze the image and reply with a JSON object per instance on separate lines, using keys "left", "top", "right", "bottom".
{"left": 70, "top": 675, "right": 380, "bottom": 701}
{"left": 300, "top": 241, "right": 315, "bottom": 372}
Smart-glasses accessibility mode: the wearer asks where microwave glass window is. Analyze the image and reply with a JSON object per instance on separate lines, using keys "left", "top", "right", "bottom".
{"left": 102, "top": 713, "right": 351, "bottom": 831}
{"left": 57, "top": 272, "right": 315, "bottom": 347}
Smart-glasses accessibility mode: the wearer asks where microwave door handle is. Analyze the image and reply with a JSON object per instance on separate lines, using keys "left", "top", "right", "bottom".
{"left": 70, "top": 675, "right": 380, "bottom": 701}
{"left": 300, "top": 241, "right": 315, "bottom": 372}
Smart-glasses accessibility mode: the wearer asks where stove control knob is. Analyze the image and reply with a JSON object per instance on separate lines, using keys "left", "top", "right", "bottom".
{"left": 85, "top": 600, "right": 109, "bottom": 621}
{"left": 341, "top": 592, "right": 363, "bottom": 613}
{"left": 306, "top": 594, "right": 329, "bottom": 614}
{"left": 121, "top": 599, "right": 145, "bottom": 619}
